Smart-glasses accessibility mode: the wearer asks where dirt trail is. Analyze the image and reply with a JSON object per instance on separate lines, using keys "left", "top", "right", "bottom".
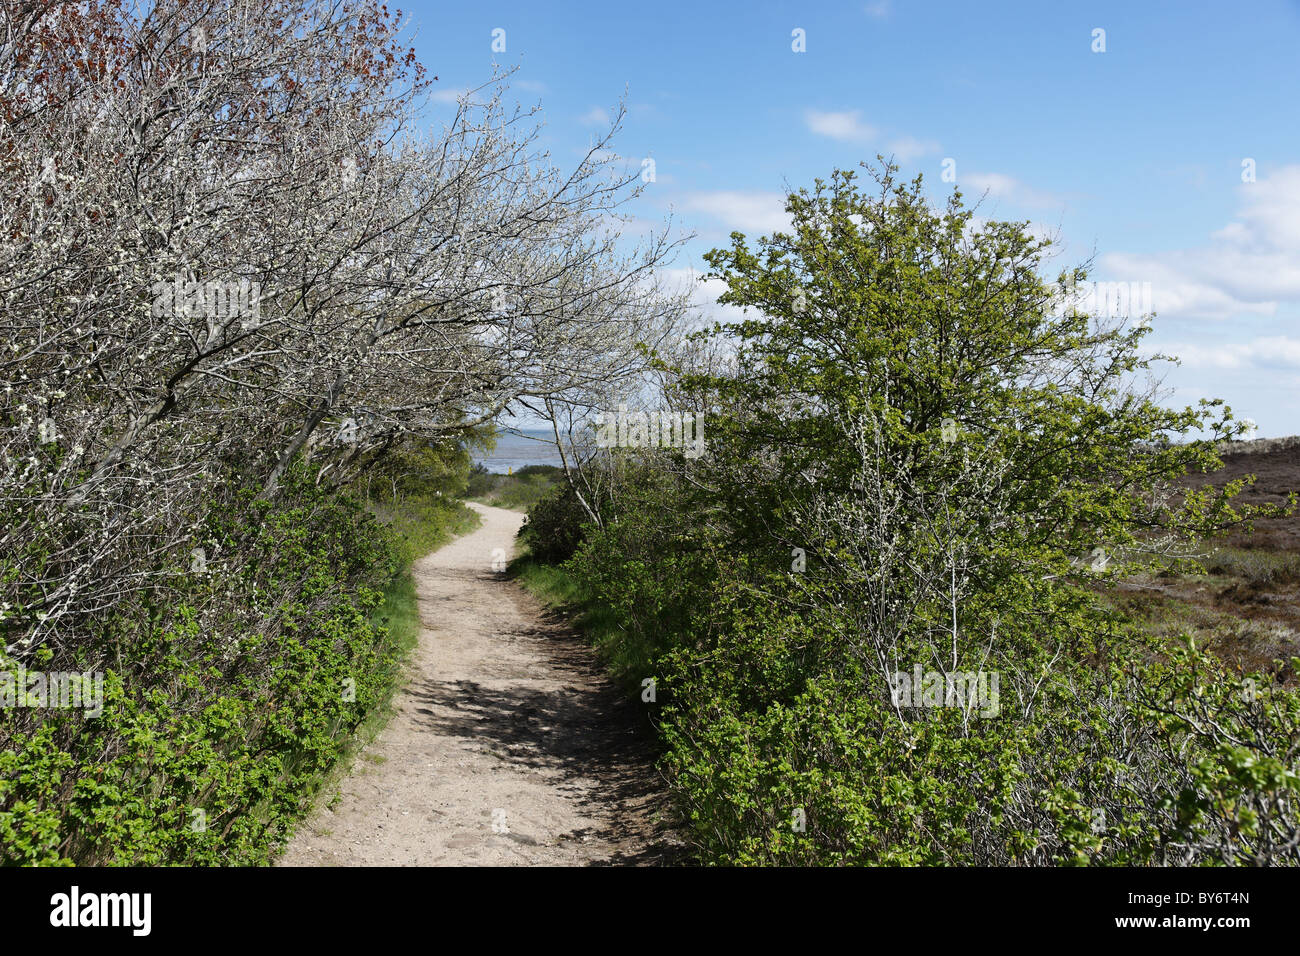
{"left": 279, "top": 501, "right": 680, "bottom": 866}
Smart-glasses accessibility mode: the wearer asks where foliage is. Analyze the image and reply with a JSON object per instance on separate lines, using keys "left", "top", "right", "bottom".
{"left": 520, "top": 479, "right": 593, "bottom": 563}
{"left": 470, "top": 464, "right": 562, "bottom": 513}
{"left": 362, "top": 438, "right": 479, "bottom": 503}
{"left": 1, "top": 468, "right": 401, "bottom": 865}
{"left": 524, "top": 161, "right": 1300, "bottom": 865}
{"left": 0, "top": 0, "right": 685, "bottom": 864}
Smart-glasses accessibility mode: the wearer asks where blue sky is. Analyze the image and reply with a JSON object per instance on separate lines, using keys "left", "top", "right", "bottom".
{"left": 404, "top": 0, "right": 1300, "bottom": 437}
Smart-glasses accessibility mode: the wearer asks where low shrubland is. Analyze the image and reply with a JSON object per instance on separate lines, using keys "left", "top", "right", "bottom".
{"left": 467, "top": 464, "right": 561, "bottom": 512}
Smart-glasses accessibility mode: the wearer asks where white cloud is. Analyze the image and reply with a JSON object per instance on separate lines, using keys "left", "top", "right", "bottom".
{"left": 962, "top": 171, "right": 1016, "bottom": 196}
{"left": 805, "top": 109, "right": 876, "bottom": 143}
{"left": 1151, "top": 336, "right": 1300, "bottom": 370}
{"left": 864, "top": 1, "right": 891, "bottom": 18}
{"left": 960, "top": 171, "right": 1063, "bottom": 209}
{"left": 1101, "top": 165, "right": 1300, "bottom": 320}
{"left": 578, "top": 106, "right": 610, "bottom": 126}
{"left": 677, "top": 191, "right": 791, "bottom": 234}
{"left": 428, "top": 88, "right": 467, "bottom": 104}
{"left": 656, "top": 266, "right": 747, "bottom": 327}
{"left": 804, "top": 109, "right": 941, "bottom": 163}
{"left": 1213, "top": 166, "right": 1300, "bottom": 250}
{"left": 885, "top": 135, "right": 940, "bottom": 162}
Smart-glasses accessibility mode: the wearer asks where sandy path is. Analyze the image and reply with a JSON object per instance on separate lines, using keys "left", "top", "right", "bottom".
{"left": 279, "top": 501, "right": 679, "bottom": 866}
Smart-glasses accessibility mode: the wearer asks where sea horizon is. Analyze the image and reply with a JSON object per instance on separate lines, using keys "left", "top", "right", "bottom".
{"left": 473, "top": 428, "right": 566, "bottom": 474}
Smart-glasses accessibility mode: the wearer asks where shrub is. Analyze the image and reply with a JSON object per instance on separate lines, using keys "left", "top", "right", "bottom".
{"left": 0, "top": 468, "right": 408, "bottom": 865}
{"left": 522, "top": 482, "right": 592, "bottom": 564}
{"left": 519, "top": 161, "right": 1300, "bottom": 866}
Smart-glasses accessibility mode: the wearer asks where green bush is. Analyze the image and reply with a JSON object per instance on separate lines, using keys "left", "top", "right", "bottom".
{"left": 515, "top": 161, "right": 1300, "bottom": 866}
{"left": 368, "top": 494, "right": 481, "bottom": 568}
{"left": 1, "top": 468, "right": 410, "bottom": 865}
{"left": 591, "top": 541, "right": 1300, "bottom": 866}
{"left": 522, "top": 481, "right": 592, "bottom": 564}
{"left": 465, "top": 463, "right": 498, "bottom": 499}
{"left": 469, "top": 465, "right": 562, "bottom": 511}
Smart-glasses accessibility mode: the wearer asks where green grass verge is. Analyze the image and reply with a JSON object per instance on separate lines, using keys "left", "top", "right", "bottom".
{"left": 363, "top": 493, "right": 482, "bottom": 704}
{"left": 370, "top": 494, "right": 482, "bottom": 567}
{"left": 467, "top": 465, "right": 560, "bottom": 511}
{"left": 509, "top": 549, "right": 648, "bottom": 696}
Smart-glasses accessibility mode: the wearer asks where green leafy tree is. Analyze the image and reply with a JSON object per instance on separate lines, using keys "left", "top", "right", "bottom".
{"left": 604, "top": 160, "right": 1300, "bottom": 864}
{"left": 688, "top": 161, "right": 1259, "bottom": 577}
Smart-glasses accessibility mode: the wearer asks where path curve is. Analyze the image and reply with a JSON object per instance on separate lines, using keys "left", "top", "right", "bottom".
{"left": 279, "top": 502, "right": 678, "bottom": 866}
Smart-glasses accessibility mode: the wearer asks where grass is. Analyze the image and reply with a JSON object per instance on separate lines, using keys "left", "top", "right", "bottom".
{"left": 510, "top": 548, "right": 646, "bottom": 695}
{"left": 1201, "top": 546, "right": 1300, "bottom": 587}
{"left": 363, "top": 492, "right": 481, "bottom": 714}
{"left": 511, "top": 550, "right": 584, "bottom": 604}
{"left": 369, "top": 493, "right": 482, "bottom": 567}
{"left": 467, "top": 464, "right": 560, "bottom": 511}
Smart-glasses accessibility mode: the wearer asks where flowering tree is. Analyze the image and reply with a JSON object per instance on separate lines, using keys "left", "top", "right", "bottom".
{"left": 1, "top": 0, "right": 685, "bottom": 663}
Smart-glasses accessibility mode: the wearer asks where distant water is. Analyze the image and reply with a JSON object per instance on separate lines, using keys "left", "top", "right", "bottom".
{"left": 474, "top": 429, "right": 566, "bottom": 474}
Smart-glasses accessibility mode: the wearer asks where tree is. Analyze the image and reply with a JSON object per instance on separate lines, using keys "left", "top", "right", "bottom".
{"left": 0, "top": 0, "right": 687, "bottom": 660}
{"left": 632, "top": 160, "right": 1298, "bottom": 864}
{"left": 682, "top": 156, "right": 1278, "bottom": 717}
